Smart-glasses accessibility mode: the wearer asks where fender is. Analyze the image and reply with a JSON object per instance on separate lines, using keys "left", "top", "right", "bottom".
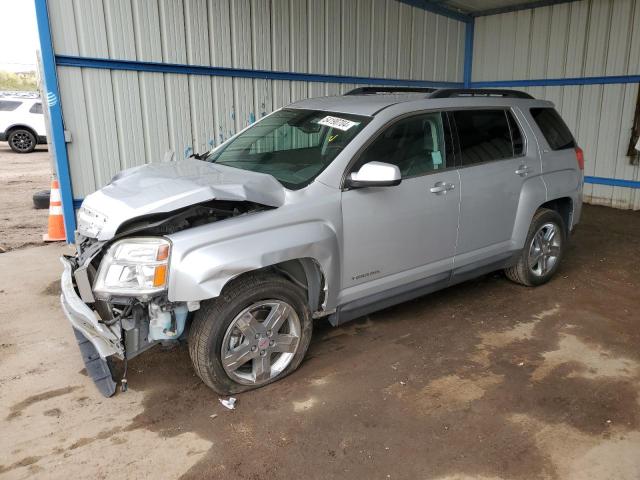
{"left": 542, "top": 169, "right": 583, "bottom": 230}
{"left": 511, "top": 175, "right": 548, "bottom": 249}
{"left": 166, "top": 220, "right": 340, "bottom": 310}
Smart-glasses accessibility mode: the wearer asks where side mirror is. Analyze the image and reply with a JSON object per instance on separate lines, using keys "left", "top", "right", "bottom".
{"left": 346, "top": 161, "right": 402, "bottom": 189}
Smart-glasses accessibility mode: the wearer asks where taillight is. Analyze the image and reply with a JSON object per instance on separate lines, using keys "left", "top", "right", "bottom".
{"left": 575, "top": 147, "right": 584, "bottom": 170}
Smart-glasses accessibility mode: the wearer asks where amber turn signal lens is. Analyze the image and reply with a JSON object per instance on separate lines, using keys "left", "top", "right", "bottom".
{"left": 153, "top": 265, "right": 167, "bottom": 287}
{"left": 156, "top": 244, "right": 170, "bottom": 261}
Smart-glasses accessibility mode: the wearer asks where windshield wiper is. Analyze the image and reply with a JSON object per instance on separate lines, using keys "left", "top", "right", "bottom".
{"left": 189, "top": 151, "right": 210, "bottom": 160}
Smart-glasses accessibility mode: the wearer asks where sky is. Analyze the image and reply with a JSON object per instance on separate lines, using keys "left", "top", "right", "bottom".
{"left": 0, "top": 0, "right": 40, "bottom": 72}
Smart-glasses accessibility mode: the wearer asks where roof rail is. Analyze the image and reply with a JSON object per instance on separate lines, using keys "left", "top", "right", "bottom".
{"left": 344, "top": 86, "right": 437, "bottom": 96}
{"left": 429, "top": 88, "right": 534, "bottom": 99}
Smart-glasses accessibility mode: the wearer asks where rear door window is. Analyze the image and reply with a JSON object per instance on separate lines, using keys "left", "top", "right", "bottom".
{"left": 530, "top": 107, "right": 576, "bottom": 150}
{"left": 452, "top": 110, "right": 516, "bottom": 166}
{"left": 0, "top": 100, "right": 21, "bottom": 111}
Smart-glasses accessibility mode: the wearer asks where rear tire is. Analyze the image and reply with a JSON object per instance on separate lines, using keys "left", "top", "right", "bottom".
{"left": 505, "top": 208, "right": 566, "bottom": 286}
{"left": 188, "top": 273, "right": 313, "bottom": 395}
{"left": 8, "top": 128, "right": 37, "bottom": 153}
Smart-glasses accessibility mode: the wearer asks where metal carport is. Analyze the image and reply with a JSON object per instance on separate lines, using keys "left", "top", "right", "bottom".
{"left": 34, "top": 0, "right": 640, "bottom": 242}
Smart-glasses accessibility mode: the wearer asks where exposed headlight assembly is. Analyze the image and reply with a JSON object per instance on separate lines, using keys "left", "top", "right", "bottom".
{"left": 93, "top": 238, "right": 170, "bottom": 297}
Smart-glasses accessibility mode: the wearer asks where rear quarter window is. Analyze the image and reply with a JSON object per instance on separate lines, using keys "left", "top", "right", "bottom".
{"left": 29, "top": 102, "right": 43, "bottom": 114}
{"left": 0, "top": 100, "right": 22, "bottom": 112}
{"left": 530, "top": 108, "right": 576, "bottom": 150}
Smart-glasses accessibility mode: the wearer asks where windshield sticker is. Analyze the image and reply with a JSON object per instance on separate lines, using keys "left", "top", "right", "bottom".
{"left": 317, "top": 115, "right": 359, "bottom": 131}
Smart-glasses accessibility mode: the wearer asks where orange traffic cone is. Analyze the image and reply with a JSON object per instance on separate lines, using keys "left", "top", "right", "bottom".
{"left": 43, "top": 178, "right": 66, "bottom": 242}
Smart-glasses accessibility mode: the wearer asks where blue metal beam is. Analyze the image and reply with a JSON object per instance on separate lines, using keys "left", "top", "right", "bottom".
{"left": 584, "top": 176, "right": 640, "bottom": 189}
{"left": 472, "top": 0, "right": 581, "bottom": 17}
{"left": 34, "top": 0, "right": 76, "bottom": 243}
{"left": 396, "top": 0, "right": 472, "bottom": 22}
{"left": 471, "top": 74, "right": 640, "bottom": 87}
{"left": 463, "top": 20, "right": 474, "bottom": 87}
{"left": 55, "top": 55, "right": 464, "bottom": 88}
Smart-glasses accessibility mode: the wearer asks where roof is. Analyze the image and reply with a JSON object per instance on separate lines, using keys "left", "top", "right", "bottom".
{"left": 287, "top": 91, "right": 550, "bottom": 117}
{"left": 287, "top": 94, "right": 428, "bottom": 117}
{"left": 0, "top": 91, "right": 40, "bottom": 99}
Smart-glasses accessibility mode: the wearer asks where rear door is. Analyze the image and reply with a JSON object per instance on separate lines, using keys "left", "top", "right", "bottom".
{"left": 450, "top": 108, "right": 537, "bottom": 272}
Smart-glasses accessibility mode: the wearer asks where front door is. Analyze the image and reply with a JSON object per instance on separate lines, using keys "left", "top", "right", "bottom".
{"left": 339, "top": 111, "right": 460, "bottom": 305}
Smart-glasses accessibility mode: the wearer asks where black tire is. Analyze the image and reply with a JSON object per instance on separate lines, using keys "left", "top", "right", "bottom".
{"left": 33, "top": 189, "right": 50, "bottom": 209}
{"left": 188, "top": 272, "right": 313, "bottom": 394}
{"left": 8, "top": 128, "right": 37, "bottom": 153}
{"left": 505, "top": 208, "right": 566, "bottom": 286}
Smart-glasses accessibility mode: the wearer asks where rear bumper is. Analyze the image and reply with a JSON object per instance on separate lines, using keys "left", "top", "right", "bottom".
{"left": 60, "top": 256, "right": 123, "bottom": 358}
{"left": 0, "top": 132, "right": 6, "bottom": 141}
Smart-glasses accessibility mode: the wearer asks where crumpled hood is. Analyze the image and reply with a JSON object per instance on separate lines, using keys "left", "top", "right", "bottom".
{"left": 78, "top": 159, "right": 286, "bottom": 240}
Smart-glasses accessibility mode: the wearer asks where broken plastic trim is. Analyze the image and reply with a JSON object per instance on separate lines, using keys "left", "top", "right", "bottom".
{"left": 72, "top": 328, "right": 117, "bottom": 397}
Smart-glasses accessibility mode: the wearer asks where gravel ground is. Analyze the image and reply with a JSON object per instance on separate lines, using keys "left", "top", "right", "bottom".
{"left": 1, "top": 205, "right": 639, "bottom": 480}
{"left": 0, "top": 141, "right": 51, "bottom": 252}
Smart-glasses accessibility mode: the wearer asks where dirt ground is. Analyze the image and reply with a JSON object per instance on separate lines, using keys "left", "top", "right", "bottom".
{"left": 1, "top": 205, "right": 639, "bottom": 480}
{"left": 0, "top": 141, "right": 51, "bottom": 252}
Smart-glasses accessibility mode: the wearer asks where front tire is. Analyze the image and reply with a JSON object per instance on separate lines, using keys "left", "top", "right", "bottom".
{"left": 188, "top": 273, "right": 313, "bottom": 394}
{"left": 505, "top": 208, "right": 566, "bottom": 286}
{"left": 8, "top": 128, "right": 37, "bottom": 153}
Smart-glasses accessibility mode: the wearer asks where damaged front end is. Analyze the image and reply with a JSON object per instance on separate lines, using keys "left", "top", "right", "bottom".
{"left": 60, "top": 200, "right": 269, "bottom": 397}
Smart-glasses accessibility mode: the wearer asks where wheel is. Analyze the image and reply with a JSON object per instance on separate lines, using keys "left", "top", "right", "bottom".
{"left": 8, "top": 128, "right": 37, "bottom": 153}
{"left": 188, "top": 273, "right": 313, "bottom": 394}
{"left": 33, "top": 190, "right": 50, "bottom": 209}
{"left": 505, "top": 208, "right": 566, "bottom": 286}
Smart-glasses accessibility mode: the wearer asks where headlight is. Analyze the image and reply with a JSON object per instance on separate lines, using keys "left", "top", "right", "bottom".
{"left": 93, "top": 238, "right": 171, "bottom": 297}
{"left": 77, "top": 206, "right": 108, "bottom": 238}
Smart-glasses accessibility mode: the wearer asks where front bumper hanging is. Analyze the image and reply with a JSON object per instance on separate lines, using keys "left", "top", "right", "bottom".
{"left": 60, "top": 256, "right": 124, "bottom": 358}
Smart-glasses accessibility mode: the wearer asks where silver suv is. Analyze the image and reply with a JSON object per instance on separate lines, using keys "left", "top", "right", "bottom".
{"left": 60, "top": 88, "right": 584, "bottom": 396}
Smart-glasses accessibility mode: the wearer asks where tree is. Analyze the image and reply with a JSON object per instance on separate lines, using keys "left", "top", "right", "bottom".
{"left": 0, "top": 70, "right": 38, "bottom": 92}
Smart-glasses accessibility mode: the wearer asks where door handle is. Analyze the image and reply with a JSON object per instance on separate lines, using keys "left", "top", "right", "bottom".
{"left": 515, "top": 165, "right": 530, "bottom": 176}
{"left": 430, "top": 182, "right": 455, "bottom": 194}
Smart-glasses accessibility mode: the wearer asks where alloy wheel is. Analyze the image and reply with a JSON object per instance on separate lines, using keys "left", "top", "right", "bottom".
{"left": 528, "top": 222, "right": 561, "bottom": 277}
{"left": 10, "top": 131, "right": 35, "bottom": 152}
{"left": 221, "top": 300, "right": 301, "bottom": 386}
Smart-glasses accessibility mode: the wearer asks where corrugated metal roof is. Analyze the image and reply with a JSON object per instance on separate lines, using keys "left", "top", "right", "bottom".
{"left": 408, "top": 0, "right": 581, "bottom": 17}
{"left": 447, "top": 0, "right": 537, "bottom": 13}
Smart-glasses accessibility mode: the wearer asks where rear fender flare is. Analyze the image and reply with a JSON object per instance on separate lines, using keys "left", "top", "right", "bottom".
{"left": 512, "top": 176, "right": 548, "bottom": 249}
{"left": 5, "top": 123, "right": 37, "bottom": 137}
